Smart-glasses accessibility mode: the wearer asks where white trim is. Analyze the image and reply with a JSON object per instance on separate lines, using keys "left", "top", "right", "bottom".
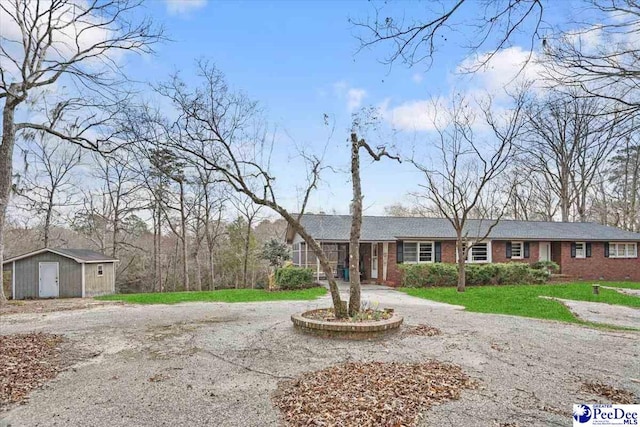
{"left": 608, "top": 242, "right": 638, "bottom": 258}
{"left": 511, "top": 241, "right": 524, "bottom": 259}
{"left": 382, "top": 242, "right": 388, "bottom": 281}
{"left": 81, "top": 263, "right": 86, "bottom": 298}
{"left": 371, "top": 243, "right": 378, "bottom": 280}
{"left": 11, "top": 261, "right": 16, "bottom": 299}
{"left": 402, "top": 241, "right": 435, "bottom": 263}
{"left": 457, "top": 241, "right": 492, "bottom": 263}
{"left": 539, "top": 242, "right": 552, "bottom": 262}
{"left": 575, "top": 242, "right": 586, "bottom": 259}
{"left": 2, "top": 248, "right": 118, "bottom": 264}
{"left": 38, "top": 262, "right": 59, "bottom": 298}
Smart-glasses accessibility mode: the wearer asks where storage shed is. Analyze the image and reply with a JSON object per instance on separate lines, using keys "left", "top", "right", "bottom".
{"left": 2, "top": 248, "right": 118, "bottom": 299}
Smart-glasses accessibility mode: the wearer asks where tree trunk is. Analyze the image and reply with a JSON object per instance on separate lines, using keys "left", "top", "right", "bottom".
{"left": 193, "top": 249, "right": 202, "bottom": 291}
{"left": 456, "top": 238, "right": 466, "bottom": 293}
{"left": 0, "top": 96, "right": 20, "bottom": 304}
{"left": 243, "top": 218, "right": 252, "bottom": 288}
{"left": 281, "top": 212, "right": 346, "bottom": 318}
{"left": 157, "top": 204, "right": 163, "bottom": 292}
{"left": 179, "top": 181, "right": 189, "bottom": 291}
{"left": 208, "top": 241, "right": 216, "bottom": 290}
{"left": 44, "top": 191, "right": 54, "bottom": 247}
{"left": 348, "top": 134, "right": 362, "bottom": 316}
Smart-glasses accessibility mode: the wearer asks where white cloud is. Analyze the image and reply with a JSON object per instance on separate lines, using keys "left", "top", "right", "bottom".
{"left": 412, "top": 73, "right": 424, "bottom": 84}
{"left": 165, "top": 0, "right": 207, "bottom": 16}
{"left": 347, "top": 88, "right": 367, "bottom": 111}
{"left": 379, "top": 98, "right": 446, "bottom": 132}
{"left": 332, "top": 81, "right": 367, "bottom": 111}
{"left": 457, "top": 46, "right": 545, "bottom": 96}
{"left": 0, "top": 0, "right": 133, "bottom": 81}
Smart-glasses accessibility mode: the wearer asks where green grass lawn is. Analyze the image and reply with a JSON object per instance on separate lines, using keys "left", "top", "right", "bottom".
{"left": 401, "top": 282, "right": 640, "bottom": 325}
{"left": 96, "top": 287, "right": 327, "bottom": 304}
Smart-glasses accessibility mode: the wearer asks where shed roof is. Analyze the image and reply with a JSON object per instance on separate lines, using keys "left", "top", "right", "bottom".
{"left": 287, "top": 214, "right": 640, "bottom": 242}
{"left": 2, "top": 248, "right": 119, "bottom": 264}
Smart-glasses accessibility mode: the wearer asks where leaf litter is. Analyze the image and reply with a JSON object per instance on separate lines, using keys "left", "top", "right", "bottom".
{"left": 273, "top": 360, "right": 477, "bottom": 426}
{"left": 0, "top": 333, "right": 64, "bottom": 408}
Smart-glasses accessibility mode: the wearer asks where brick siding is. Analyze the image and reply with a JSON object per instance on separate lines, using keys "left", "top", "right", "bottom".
{"left": 382, "top": 239, "right": 640, "bottom": 286}
{"left": 556, "top": 241, "right": 640, "bottom": 281}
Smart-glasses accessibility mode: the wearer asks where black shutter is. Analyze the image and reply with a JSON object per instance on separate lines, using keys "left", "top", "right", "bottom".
{"left": 571, "top": 242, "right": 576, "bottom": 258}
{"left": 506, "top": 242, "right": 512, "bottom": 259}
{"left": 434, "top": 242, "right": 442, "bottom": 262}
{"left": 586, "top": 242, "right": 592, "bottom": 258}
{"left": 524, "top": 242, "right": 530, "bottom": 259}
{"left": 604, "top": 242, "right": 610, "bottom": 258}
{"left": 396, "top": 241, "right": 403, "bottom": 264}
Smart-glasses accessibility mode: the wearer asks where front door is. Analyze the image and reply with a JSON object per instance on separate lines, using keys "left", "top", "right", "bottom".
{"left": 39, "top": 262, "right": 59, "bottom": 298}
{"left": 539, "top": 242, "right": 552, "bottom": 262}
{"left": 371, "top": 243, "right": 378, "bottom": 279}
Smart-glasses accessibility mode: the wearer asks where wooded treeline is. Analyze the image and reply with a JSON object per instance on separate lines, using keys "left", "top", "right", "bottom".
{"left": 3, "top": 0, "right": 640, "bottom": 300}
{"left": 385, "top": 89, "right": 640, "bottom": 233}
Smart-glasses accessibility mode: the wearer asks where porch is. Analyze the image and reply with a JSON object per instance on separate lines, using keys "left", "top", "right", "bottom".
{"left": 292, "top": 241, "right": 392, "bottom": 284}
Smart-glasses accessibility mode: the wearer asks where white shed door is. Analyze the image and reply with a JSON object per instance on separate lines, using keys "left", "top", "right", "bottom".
{"left": 39, "top": 262, "right": 59, "bottom": 298}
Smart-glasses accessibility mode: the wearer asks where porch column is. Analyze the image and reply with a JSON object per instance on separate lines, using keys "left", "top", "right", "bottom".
{"left": 12, "top": 261, "right": 16, "bottom": 299}
{"left": 383, "top": 242, "right": 388, "bottom": 281}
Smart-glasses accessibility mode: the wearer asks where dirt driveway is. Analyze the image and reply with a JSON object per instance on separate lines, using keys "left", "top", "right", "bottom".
{"left": 0, "top": 288, "right": 638, "bottom": 426}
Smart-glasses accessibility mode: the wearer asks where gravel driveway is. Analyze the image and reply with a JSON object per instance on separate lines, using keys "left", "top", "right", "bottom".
{"left": 1, "top": 287, "right": 638, "bottom": 427}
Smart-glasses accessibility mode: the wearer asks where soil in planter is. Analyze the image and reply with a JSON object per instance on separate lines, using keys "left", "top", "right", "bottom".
{"left": 303, "top": 308, "right": 393, "bottom": 323}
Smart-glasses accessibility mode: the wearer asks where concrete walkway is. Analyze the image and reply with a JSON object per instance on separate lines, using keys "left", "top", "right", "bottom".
{"left": 542, "top": 296, "right": 640, "bottom": 329}
{"left": 1, "top": 289, "right": 638, "bottom": 426}
{"left": 317, "top": 281, "right": 464, "bottom": 310}
{"left": 603, "top": 286, "right": 640, "bottom": 297}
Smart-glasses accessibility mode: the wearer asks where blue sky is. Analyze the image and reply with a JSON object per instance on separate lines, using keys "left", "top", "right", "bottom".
{"left": 123, "top": 0, "right": 577, "bottom": 216}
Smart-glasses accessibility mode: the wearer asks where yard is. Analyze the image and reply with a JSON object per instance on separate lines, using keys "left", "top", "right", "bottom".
{"left": 1, "top": 285, "right": 638, "bottom": 426}
{"left": 401, "top": 282, "right": 640, "bottom": 326}
{"left": 95, "top": 287, "right": 327, "bottom": 304}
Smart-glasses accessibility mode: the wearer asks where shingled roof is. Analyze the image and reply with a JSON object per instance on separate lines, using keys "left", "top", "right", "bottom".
{"left": 3, "top": 248, "right": 118, "bottom": 264}
{"left": 287, "top": 214, "right": 640, "bottom": 242}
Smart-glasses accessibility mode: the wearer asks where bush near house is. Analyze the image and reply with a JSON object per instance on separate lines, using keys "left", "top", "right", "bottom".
{"left": 400, "top": 262, "right": 551, "bottom": 287}
{"left": 274, "top": 265, "right": 314, "bottom": 290}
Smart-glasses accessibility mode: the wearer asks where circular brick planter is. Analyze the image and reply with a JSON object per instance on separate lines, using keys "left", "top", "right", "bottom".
{"left": 291, "top": 309, "right": 404, "bottom": 340}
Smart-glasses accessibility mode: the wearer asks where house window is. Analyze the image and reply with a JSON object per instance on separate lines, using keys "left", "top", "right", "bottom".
{"left": 459, "top": 242, "right": 491, "bottom": 263}
{"left": 97, "top": 264, "right": 104, "bottom": 277}
{"left": 609, "top": 242, "right": 638, "bottom": 258}
{"left": 511, "top": 241, "right": 523, "bottom": 259}
{"left": 575, "top": 242, "right": 586, "bottom": 258}
{"left": 469, "top": 243, "right": 489, "bottom": 263}
{"left": 403, "top": 242, "right": 434, "bottom": 263}
{"left": 292, "top": 243, "right": 300, "bottom": 265}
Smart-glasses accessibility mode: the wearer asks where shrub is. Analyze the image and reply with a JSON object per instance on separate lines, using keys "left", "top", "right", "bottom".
{"left": 426, "top": 263, "right": 458, "bottom": 286}
{"left": 400, "top": 262, "right": 551, "bottom": 287}
{"left": 274, "top": 265, "right": 314, "bottom": 290}
{"left": 531, "top": 260, "right": 560, "bottom": 274}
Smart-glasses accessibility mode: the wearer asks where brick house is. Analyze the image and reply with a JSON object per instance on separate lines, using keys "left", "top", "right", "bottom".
{"left": 285, "top": 214, "right": 640, "bottom": 285}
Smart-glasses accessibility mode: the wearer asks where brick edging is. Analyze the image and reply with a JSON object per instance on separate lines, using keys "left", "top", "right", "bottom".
{"left": 291, "top": 309, "right": 404, "bottom": 336}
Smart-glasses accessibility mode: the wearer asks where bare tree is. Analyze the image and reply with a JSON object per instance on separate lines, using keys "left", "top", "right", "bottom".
{"left": 152, "top": 62, "right": 351, "bottom": 317}
{"left": 0, "top": 0, "right": 162, "bottom": 302}
{"left": 195, "top": 167, "right": 226, "bottom": 290}
{"left": 348, "top": 131, "right": 400, "bottom": 315}
{"left": 411, "top": 94, "right": 525, "bottom": 292}
{"left": 15, "top": 134, "right": 81, "bottom": 247}
{"left": 520, "top": 90, "right": 621, "bottom": 221}
{"left": 354, "top": 0, "right": 544, "bottom": 70}
{"left": 229, "top": 194, "right": 263, "bottom": 289}
{"left": 543, "top": 1, "right": 640, "bottom": 117}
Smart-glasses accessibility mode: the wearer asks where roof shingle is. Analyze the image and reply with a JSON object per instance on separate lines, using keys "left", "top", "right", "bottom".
{"left": 293, "top": 214, "right": 640, "bottom": 242}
